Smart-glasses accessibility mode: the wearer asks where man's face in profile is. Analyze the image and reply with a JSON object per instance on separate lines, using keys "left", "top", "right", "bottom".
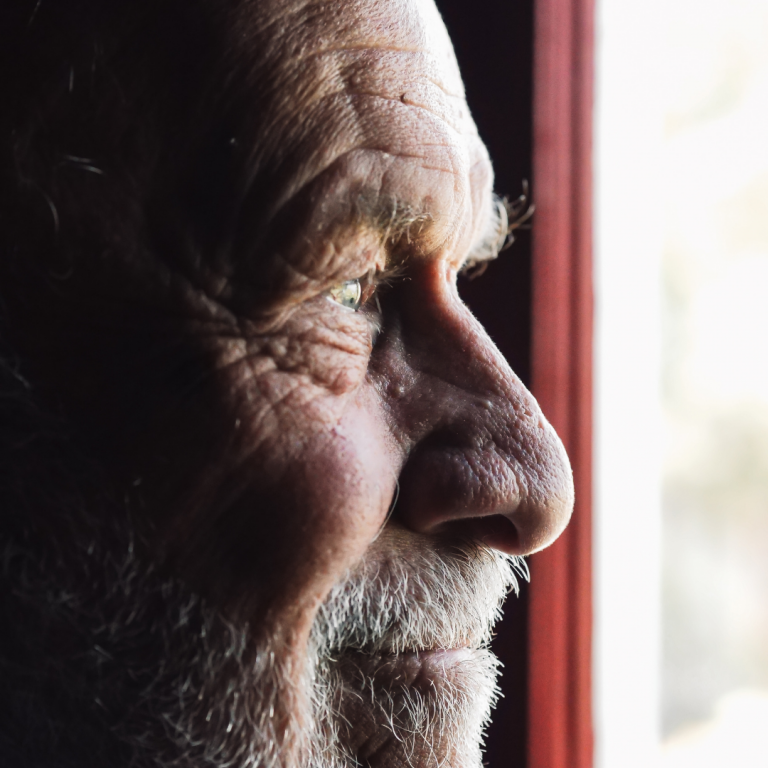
{"left": 0, "top": 0, "right": 573, "bottom": 766}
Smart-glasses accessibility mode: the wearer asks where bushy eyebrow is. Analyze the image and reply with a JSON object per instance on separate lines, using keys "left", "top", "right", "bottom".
{"left": 462, "top": 194, "right": 511, "bottom": 272}
{"left": 461, "top": 186, "right": 534, "bottom": 278}
{"left": 352, "top": 193, "right": 432, "bottom": 251}
{"left": 351, "top": 191, "right": 519, "bottom": 274}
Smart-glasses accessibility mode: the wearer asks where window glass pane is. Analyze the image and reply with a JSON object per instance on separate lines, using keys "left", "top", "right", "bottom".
{"left": 596, "top": 1, "right": 768, "bottom": 766}
{"left": 660, "top": 0, "right": 768, "bottom": 764}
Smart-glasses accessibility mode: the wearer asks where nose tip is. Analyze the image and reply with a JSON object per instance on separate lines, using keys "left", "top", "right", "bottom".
{"left": 394, "top": 412, "right": 574, "bottom": 557}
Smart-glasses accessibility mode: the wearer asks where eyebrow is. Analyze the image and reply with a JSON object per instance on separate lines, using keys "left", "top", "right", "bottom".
{"left": 352, "top": 192, "right": 509, "bottom": 269}
{"left": 353, "top": 194, "right": 432, "bottom": 250}
{"left": 462, "top": 194, "right": 510, "bottom": 271}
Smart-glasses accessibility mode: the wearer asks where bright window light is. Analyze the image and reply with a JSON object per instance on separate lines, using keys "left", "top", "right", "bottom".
{"left": 595, "top": 0, "right": 768, "bottom": 765}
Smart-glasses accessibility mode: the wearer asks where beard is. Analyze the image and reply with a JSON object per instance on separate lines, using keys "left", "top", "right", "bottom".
{"left": 1, "top": 517, "right": 525, "bottom": 768}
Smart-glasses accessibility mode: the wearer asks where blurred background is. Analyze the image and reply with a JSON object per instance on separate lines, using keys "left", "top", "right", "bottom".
{"left": 595, "top": 0, "right": 768, "bottom": 765}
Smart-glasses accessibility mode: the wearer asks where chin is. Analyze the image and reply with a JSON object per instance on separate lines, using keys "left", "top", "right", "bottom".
{"left": 321, "top": 646, "right": 501, "bottom": 768}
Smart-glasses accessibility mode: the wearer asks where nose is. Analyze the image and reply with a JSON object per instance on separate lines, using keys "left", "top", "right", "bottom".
{"left": 378, "top": 261, "right": 573, "bottom": 556}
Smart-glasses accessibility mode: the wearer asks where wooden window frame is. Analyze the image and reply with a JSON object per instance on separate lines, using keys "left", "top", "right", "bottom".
{"left": 528, "top": 0, "right": 595, "bottom": 764}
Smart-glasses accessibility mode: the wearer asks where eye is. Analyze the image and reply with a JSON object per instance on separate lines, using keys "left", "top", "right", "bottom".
{"left": 327, "top": 279, "right": 363, "bottom": 311}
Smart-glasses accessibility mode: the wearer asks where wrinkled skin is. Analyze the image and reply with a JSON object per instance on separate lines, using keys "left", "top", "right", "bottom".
{"left": 0, "top": 0, "right": 573, "bottom": 765}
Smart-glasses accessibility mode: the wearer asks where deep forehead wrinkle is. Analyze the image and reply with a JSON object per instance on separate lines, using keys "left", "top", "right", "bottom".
{"left": 294, "top": 45, "right": 464, "bottom": 98}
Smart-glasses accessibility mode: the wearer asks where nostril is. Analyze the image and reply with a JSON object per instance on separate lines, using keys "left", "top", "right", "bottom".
{"left": 435, "top": 514, "right": 522, "bottom": 556}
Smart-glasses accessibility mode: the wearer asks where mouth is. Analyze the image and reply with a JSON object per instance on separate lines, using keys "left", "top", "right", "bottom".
{"left": 340, "top": 646, "right": 479, "bottom": 693}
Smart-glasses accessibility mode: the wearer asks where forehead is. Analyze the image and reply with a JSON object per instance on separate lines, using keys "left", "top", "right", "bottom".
{"left": 218, "top": 0, "right": 495, "bottom": 264}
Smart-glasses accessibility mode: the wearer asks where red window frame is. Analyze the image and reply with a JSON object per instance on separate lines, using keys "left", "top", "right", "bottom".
{"left": 528, "top": 0, "right": 595, "bottom": 764}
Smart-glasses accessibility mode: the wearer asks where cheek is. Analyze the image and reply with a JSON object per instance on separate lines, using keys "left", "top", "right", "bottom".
{"left": 223, "top": 386, "right": 397, "bottom": 625}
{"left": 291, "top": 389, "right": 399, "bottom": 569}
{"left": 168, "top": 326, "right": 397, "bottom": 628}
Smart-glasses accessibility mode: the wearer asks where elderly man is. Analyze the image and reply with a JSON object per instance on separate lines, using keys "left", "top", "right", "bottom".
{"left": 0, "top": 0, "right": 573, "bottom": 766}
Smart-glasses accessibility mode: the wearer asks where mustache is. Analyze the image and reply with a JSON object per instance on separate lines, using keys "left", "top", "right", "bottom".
{"left": 312, "top": 535, "right": 528, "bottom": 658}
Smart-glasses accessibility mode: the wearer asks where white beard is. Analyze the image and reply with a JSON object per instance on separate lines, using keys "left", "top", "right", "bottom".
{"left": 0, "top": 523, "right": 525, "bottom": 768}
